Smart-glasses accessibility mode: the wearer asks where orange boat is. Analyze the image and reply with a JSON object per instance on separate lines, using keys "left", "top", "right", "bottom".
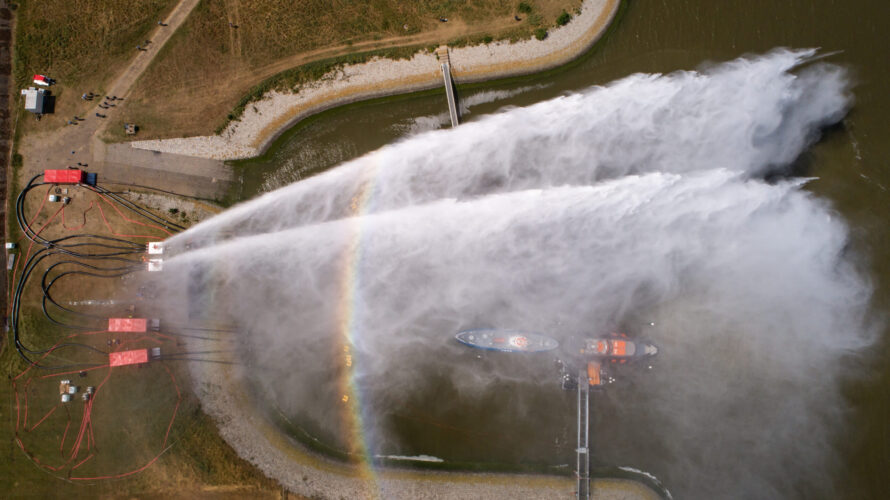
{"left": 587, "top": 361, "right": 605, "bottom": 386}
{"left": 582, "top": 333, "right": 658, "bottom": 387}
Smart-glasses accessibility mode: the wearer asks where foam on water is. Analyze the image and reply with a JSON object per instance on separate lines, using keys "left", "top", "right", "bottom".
{"left": 393, "top": 84, "right": 551, "bottom": 135}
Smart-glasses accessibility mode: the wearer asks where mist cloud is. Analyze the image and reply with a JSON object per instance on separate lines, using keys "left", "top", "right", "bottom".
{"left": 154, "top": 49, "right": 871, "bottom": 498}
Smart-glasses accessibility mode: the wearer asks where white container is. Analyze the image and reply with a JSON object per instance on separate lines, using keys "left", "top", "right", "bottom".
{"left": 61, "top": 394, "right": 71, "bottom": 403}
{"left": 68, "top": 386, "right": 77, "bottom": 394}
{"left": 5, "top": 242, "right": 15, "bottom": 250}
{"left": 48, "top": 194, "right": 59, "bottom": 202}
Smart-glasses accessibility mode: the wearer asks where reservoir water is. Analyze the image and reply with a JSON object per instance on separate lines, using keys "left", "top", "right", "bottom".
{"left": 225, "top": 1, "right": 890, "bottom": 497}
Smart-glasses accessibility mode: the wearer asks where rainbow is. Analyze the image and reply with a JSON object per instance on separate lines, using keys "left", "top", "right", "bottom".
{"left": 336, "top": 159, "right": 384, "bottom": 497}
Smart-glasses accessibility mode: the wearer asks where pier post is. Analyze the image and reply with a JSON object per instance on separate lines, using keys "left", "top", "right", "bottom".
{"left": 577, "top": 369, "right": 590, "bottom": 499}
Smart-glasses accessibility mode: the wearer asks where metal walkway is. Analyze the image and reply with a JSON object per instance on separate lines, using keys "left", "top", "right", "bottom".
{"left": 577, "top": 369, "right": 590, "bottom": 499}
{"left": 436, "top": 46, "right": 460, "bottom": 128}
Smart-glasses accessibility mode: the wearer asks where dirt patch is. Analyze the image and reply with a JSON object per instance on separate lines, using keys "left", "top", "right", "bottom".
{"left": 118, "top": 190, "right": 220, "bottom": 225}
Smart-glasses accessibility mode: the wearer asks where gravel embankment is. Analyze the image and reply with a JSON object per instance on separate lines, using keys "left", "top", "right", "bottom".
{"left": 131, "top": 0, "right": 619, "bottom": 160}
{"left": 188, "top": 331, "right": 658, "bottom": 499}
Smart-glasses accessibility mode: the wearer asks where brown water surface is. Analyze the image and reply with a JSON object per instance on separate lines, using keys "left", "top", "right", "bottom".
{"left": 233, "top": 1, "right": 890, "bottom": 496}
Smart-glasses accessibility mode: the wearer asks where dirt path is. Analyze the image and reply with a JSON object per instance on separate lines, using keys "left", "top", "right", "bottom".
{"left": 16, "top": 0, "right": 231, "bottom": 200}
{"left": 138, "top": 15, "right": 522, "bottom": 102}
{"left": 224, "top": 0, "right": 243, "bottom": 61}
{"left": 90, "top": 0, "right": 202, "bottom": 150}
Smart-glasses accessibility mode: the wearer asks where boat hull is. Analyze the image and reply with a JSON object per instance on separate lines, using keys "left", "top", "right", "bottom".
{"left": 455, "top": 329, "right": 559, "bottom": 353}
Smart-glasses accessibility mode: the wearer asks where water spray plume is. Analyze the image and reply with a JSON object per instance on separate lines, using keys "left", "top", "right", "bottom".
{"left": 165, "top": 48, "right": 850, "bottom": 249}
{"left": 151, "top": 49, "right": 871, "bottom": 498}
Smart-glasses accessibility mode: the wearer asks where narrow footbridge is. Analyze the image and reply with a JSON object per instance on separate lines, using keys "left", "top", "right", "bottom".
{"left": 436, "top": 46, "right": 460, "bottom": 128}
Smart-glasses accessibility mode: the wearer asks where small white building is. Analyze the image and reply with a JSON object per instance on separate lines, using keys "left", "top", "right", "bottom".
{"left": 21, "top": 87, "right": 47, "bottom": 114}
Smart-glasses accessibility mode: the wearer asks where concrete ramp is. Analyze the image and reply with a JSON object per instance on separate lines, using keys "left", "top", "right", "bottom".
{"left": 95, "top": 143, "right": 235, "bottom": 200}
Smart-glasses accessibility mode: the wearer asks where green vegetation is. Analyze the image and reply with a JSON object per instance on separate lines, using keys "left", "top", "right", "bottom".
{"left": 534, "top": 28, "right": 549, "bottom": 40}
{"left": 557, "top": 10, "right": 572, "bottom": 26}
{"left": 518, "top": 2, "right": 533, "bottom": 14}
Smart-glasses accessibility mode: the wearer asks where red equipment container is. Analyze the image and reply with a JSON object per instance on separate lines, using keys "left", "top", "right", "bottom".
{"left": 109, "top": 349, "right": 149, "bottom": 367}
{"left": 108, "top": 318, "right": 148, "bottom": 332}
{"left": 44, "top": 169, "right": 83, "bottom": 184}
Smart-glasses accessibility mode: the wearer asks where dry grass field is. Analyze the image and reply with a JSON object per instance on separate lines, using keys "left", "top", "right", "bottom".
{"left": 0, "top": 184, "right": 286, "bottom": 497}
{"left": 12, "top": 0, "right": 178, "bottom": 132}
{"left": 115, "top": 0, "right": 581, "bottom": 140}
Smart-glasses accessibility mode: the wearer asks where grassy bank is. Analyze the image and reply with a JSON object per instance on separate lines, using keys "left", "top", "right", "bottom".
{"left": 114, "top": 0, "right": 581, "bottom": 140}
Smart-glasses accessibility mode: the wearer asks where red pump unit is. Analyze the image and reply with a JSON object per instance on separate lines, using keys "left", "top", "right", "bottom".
{"left": 109, "top": 349, "right": 149, "bottom": 367}
{"left": 44, "top": 169, "right": 83, "bottom": 184}
{"left": 108, "top": 318, "right": 148, "bottom": 333}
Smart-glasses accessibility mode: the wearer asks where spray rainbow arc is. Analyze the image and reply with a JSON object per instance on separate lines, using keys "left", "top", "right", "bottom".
{"left": 336, "top": 159, "right": 383, "bottom": 497}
